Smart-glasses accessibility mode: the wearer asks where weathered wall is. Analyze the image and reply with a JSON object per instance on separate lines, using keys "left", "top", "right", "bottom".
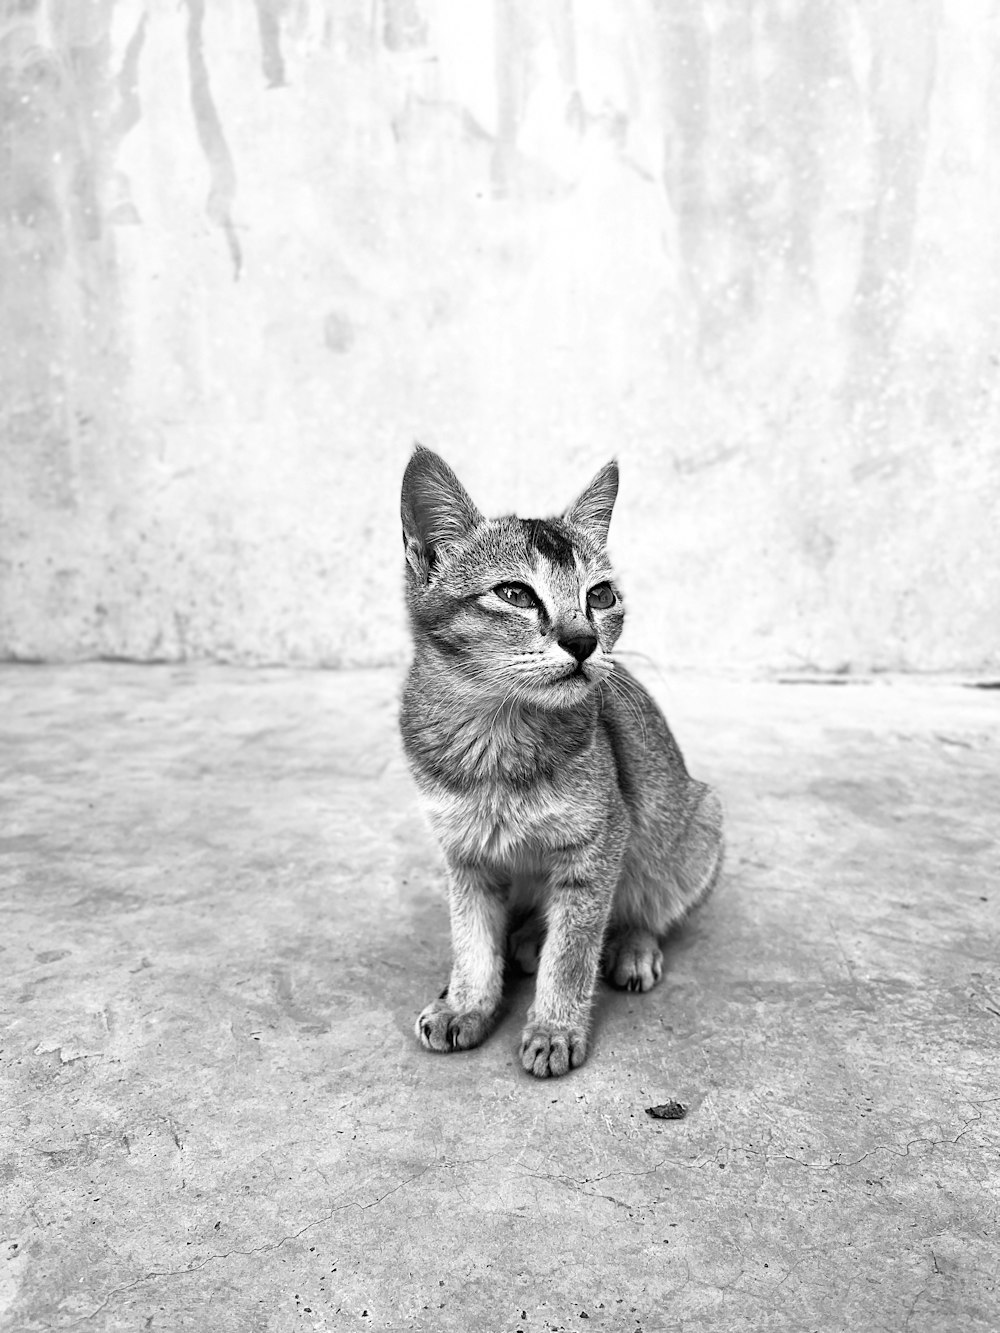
{"left": 1, "top": 0, "right": 998, "bottom": 671}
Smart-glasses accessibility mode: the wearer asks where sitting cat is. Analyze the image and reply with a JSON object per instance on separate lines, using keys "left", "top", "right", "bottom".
{"left": 399, "top": 446, "right": 723, "bottom": 1078}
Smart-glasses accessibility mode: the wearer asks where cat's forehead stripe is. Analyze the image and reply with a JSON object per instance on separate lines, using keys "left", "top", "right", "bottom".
{"left": 518, "top": 518, "right": 576, "bottom": 569}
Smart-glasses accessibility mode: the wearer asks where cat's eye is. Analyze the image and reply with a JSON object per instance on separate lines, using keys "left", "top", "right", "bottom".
{"left": 495, "top": 583, "right": 536, "bottom": 609}
{"left": 587, "top": 583, "right": 616, "bottom": 610}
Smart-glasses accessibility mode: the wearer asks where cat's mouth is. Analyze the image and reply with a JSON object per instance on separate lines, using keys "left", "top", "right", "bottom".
{"left": 555, "top": 662, "right": 597, "bottom": 688}
{"left": 530, "top": 660, "right": 606, "bottom": 701}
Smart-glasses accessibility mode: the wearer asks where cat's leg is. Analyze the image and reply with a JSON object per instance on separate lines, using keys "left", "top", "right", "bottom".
{"left": 416, "top": 861, "right": 507, "bottom": 1053}
{"left": 672, "top": 782, "right": 724, "bottom": 915}
{"left": 519, "top": 842, "right": 623, "bottom": 1078}
{"left": 507, "top": 914, "right": 544, "bottom": 974}
{"left": 604, "top": 782, "right": 723, "bottom": 991}
{"left": 506, "top": 872, "right": 547, "bottom": 974}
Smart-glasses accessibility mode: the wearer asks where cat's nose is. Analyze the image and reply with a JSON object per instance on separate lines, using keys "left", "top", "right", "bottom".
{"left": 557, "top": 626, "right": 598, "bottom": 663}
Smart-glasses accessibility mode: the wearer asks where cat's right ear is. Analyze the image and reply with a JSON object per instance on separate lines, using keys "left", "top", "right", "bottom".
{"left": 401, "top": 445, "right": 482, "bottom": 581}
{"left": 564, "top": 460, "right": 619, "bottom": 547}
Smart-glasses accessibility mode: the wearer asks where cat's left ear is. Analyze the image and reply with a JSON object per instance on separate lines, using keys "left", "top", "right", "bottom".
{"left": 564, "top": 460, "right": 619, "bottom": 547}
{"left": 401, "top": 444, "right": 483, "bottom": 580}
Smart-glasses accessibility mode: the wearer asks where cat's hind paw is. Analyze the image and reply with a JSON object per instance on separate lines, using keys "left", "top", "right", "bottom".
{"left": 519, "top": 1022, "right": 588, "bottom": 1078}
{"left": 604, "top": 928, "right": 664, "bottom": 992}
{"left": 416, "top": 997, "right": 494, "bottom": 1053}
{"left": 507, "top": 916, "right": 544, "bottom": 974}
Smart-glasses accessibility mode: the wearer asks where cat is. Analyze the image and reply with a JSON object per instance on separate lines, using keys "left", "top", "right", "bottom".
{"left": 399, "top": 446, "right": 724, "bottom": 1078}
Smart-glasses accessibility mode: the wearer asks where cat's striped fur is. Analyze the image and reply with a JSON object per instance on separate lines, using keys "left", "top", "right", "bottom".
{"left": 400, "top": 446, "right": 723, "bottom": 1078}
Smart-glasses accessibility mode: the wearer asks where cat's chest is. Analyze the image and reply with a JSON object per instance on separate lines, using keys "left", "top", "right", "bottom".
{"left": 424, "top": 778, "right": 580, "bottom": 867}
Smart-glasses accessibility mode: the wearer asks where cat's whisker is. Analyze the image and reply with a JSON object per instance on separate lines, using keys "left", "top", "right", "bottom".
{"left": 617, "top": 676, "right": 651, "bottom": 750}
{"left": 603, "top": 670, "right": 649, "bottom": 751}
{"left": 488, "top": 682, "right": 522, "bottom": 733}
{"left": 604, "top": 674, "right": 639, "bottom": 739}
{"left": 613, "top": 664, "right": 653, "bottom": 712}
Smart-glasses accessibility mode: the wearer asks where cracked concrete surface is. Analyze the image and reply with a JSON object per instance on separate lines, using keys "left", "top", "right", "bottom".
{"left": 1, "top": 665, "right": 998, "bottom": 1332}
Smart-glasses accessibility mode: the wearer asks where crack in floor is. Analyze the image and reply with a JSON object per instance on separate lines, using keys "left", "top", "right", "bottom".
{"left": 51, "top": 1168, "right": 431, "bottom": 1327}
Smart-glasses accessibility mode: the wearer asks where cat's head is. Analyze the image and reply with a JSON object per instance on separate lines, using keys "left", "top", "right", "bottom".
{"left": 400, "top": 446, "right": 624, "bottom": 709}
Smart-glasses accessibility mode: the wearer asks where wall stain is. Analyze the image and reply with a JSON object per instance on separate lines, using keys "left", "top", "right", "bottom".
{"left": 253, "top": 0, "right": 287, "bottom": 88}
{"left": 185, "top": 0, "right": 242, "bottom": 280}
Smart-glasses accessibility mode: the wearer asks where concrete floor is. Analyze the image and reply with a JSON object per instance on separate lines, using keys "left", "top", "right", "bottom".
{"left": 1, "top": 665, "right": 998, "bottom": 1333}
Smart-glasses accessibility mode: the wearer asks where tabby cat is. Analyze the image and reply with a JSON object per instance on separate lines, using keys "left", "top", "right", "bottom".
{"left": 399, "top": 446, "right": 723, "bottom": 1078}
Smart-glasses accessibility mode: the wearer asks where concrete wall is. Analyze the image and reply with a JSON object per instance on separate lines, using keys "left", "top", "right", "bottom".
{"left": 2, "top": 0, "right": 998, "bottom": 672}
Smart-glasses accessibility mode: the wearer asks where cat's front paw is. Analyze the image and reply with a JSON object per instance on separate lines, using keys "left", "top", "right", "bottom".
{"left": 519, "top": 1022, "right": 588, "bottom": 1078}
{"left": 416, "top": 997, "right": 494, "bottom": 1053}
